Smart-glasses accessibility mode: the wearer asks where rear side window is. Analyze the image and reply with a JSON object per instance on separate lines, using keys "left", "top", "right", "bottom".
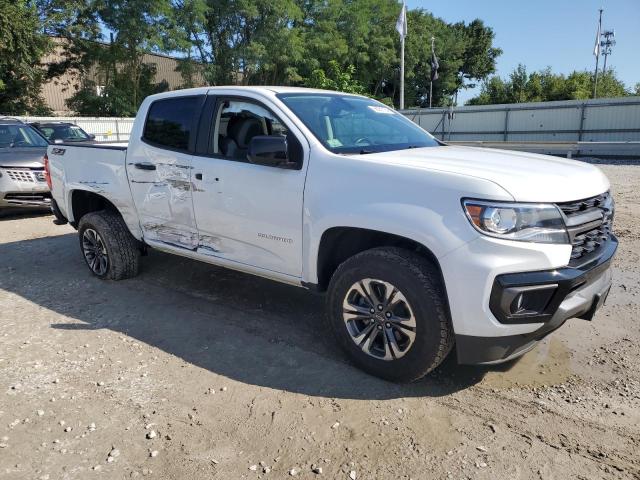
{"left": 143, "top": 96, "right": 200, "bottom": 151}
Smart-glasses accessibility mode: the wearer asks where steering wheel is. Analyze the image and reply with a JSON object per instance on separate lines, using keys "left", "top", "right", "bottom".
{"left": 354, "top": 137, "right": 373, "bottom": 146}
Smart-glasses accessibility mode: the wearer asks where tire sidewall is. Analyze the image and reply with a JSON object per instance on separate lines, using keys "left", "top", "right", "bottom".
{"left": 327, "top": 249, "right": 450, "bottom": 382}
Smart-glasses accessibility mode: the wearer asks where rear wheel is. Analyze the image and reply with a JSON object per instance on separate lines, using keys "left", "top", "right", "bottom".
{"left": 78, "top": 210, "right": 140, "bottom": 280}
{"left": 326, "top": 247, "right": 454, "bottom": 382}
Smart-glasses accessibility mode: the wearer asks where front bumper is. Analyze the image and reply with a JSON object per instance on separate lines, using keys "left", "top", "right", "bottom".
{"left": 0, "top": 168, "right": 51, "bottom": 208}
{"left": 456, "top": 235, "right": 617, "bottom": 365}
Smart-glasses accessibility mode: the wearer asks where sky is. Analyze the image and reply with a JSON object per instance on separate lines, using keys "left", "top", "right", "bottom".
{"left": 406, "top": 0, "right": 640, "bottom": 103}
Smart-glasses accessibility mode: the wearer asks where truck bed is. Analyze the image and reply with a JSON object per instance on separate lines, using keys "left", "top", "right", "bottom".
{"left": 47, "top": 141, "right": 140, "bottom": 237}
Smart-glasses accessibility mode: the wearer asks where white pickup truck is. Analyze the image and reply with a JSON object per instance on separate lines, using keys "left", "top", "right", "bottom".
{"left": 46, "top": 87, "right": 617, "bottom": 382}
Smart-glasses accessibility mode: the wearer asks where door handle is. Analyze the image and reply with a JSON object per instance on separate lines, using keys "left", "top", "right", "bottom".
{"left": 195, "top": 173, "right": 203, "bottom": 180}
{"left": 134, "top": 162, "right": 156, "bottom": 171}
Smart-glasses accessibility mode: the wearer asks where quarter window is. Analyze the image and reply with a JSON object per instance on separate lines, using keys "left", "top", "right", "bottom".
{"left": 143, "top": 97, "right": 200, "bottom": 151}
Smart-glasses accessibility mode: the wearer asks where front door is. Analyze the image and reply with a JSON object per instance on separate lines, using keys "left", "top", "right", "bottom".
{"left": 191, "top": 95, "right": 309, "bottom": 277}
{"left": 127, "top": 95, "right": 203, "bottom": 249}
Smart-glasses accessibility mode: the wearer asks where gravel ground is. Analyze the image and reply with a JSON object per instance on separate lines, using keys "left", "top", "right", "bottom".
{"left": 1, "top": 163, "right": 639, "bottom": 480}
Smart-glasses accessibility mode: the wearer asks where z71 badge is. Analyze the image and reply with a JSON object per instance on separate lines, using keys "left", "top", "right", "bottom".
{"left": 51, "top": 148, "right": 66, "bottom": 155}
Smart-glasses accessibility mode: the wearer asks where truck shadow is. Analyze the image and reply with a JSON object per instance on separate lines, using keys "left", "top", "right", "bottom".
{"left": 0, "top": 209, "right": 51, "bottom": 221}
{"left": 0, "top": 232, "right": 509, "bottom": 399}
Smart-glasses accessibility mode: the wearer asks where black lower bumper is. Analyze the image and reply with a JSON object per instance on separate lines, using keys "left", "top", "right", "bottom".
{"left": 456, "top": 236, "right": 617, "bottom": 365}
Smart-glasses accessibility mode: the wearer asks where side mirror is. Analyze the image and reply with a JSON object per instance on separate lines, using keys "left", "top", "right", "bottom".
{"left": 247, "top": 136, "right": 297, "bottom": 169}
{"left": 89, "top": 134, "right": 96, "bottom": 140}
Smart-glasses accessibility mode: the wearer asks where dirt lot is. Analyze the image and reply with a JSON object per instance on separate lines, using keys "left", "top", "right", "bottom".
{"left": 1, "top": 163, "right": 639, "bottom": 480}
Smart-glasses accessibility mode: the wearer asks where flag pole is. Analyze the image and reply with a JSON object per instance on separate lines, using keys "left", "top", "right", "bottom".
{"left": 400, "top": 34, "right": 405, "bottom": 110}
{"left": 429, "top": 36, "right": 434, "bottom": 108}
{"left": 593, "top": 8, "right": 603, "bottom": 99}
{"left": 396, "top": 1, "right": 406, "bottom": 110}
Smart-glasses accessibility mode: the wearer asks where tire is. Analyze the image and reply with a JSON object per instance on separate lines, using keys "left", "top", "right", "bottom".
{"left": 326, "top": 247, "right": 454, "bottom": 382}
{"left": 77, "top": 210, "right": 140, "bottom": 280}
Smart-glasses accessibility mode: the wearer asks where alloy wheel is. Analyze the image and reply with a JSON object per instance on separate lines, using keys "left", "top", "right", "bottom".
{"left": 342, "top": 278, "right": 417, "bottom": 360}
{"left": 82, "top": 228, "right": 109, "bottom": 276}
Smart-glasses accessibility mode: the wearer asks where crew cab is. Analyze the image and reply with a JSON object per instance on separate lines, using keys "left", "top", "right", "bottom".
{"left": 46, "top": 87, "right": 617, "bottom": 382}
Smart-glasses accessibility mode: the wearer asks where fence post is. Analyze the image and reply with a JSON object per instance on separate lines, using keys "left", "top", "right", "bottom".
{"left": 578, "top": 103, "right": 586, "bottom": 141}
{"left": 503, "top": 109, "right": 510, "bottom": 141}
{"left": 441, "top": 110, "right": 446, "bottom": 140}
{"left": 115, "top": 119, "right": 120, "bottom": 142}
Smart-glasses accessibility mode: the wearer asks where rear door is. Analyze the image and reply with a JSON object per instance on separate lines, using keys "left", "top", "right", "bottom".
{"left": 190, "top": 94, "right": 309, "bottom": 277}
{"left": 126, "top": 95, "right": 204, "bottom": 249}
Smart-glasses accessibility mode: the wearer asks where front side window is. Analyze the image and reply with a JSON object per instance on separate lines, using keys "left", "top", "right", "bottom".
{"left": 277, "top": 93, "right": 439, "bottom": 154}
{"left": 143, "top": 96, "right": 200, "bottom": 151}
{"left": 0, "top": 125, "right": 48, "bottom": 148}
{"left": 213, "top": 100, "right": 289, "bottom": 160}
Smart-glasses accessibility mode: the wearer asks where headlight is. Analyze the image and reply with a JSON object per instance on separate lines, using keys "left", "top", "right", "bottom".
{"left": 462, "top": 199, "right": 569, "bottom": 244}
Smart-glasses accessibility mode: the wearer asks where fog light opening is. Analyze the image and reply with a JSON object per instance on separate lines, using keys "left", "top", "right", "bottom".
{"left": 504, "top": 284, "right": 559, "bottom": 318}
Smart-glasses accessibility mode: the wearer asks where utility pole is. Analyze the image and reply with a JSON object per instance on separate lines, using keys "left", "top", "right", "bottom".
{"left": 593, "top": 8, "right": 603, "bottom": 99}
{"left": 601, "top": 29, "right": 616, "bottom": 75}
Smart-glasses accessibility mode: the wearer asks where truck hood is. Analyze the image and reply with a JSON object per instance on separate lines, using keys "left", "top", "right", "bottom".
{"left": 365, "top": 145, "right": 610, "bottom": 202}
{"left": 0, "top": 147, "right": 47, "bottom": 168}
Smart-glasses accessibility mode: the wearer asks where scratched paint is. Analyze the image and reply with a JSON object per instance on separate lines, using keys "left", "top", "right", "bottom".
{"left": 128, "top": 153, "right": 199, "bottom": 249}
{"left": 198, "top": 235, "right": 222, "bottom": 254}
{"left": 78, "top": 181, "right": 109, "bottom": 194}
{"left": 143, "top": 222, "right": 198, "bottom": 249}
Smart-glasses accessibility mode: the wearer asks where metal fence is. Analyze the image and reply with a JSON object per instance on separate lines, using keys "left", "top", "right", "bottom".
{"left": 13, "top": 116, "right": 135, "bottom": 143}
{"left": 9, "top": 96, "right": 640, "bottom": 156}
{"left": 401, "top": 96, "right": 640, "bottom": 143}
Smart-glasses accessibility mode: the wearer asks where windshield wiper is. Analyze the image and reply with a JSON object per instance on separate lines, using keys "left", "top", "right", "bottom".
{"left": 359, "top": 148, "right": 375, "bottom": 154}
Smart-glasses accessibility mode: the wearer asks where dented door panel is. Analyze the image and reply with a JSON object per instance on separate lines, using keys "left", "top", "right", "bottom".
{"left": 126, "top": 143, "right": 199, "bottom": 249}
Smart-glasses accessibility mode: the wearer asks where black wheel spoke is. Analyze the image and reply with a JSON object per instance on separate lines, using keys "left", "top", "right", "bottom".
{"left": 82, "top": 228, "right": 109, "bottom": 276}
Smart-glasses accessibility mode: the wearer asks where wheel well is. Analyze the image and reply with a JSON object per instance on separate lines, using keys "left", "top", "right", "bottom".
{"left": 70, "top": 190, "right": 119, "bottom": 226}
{"left": 316, "top": 227, "right": 443, "bottom": 291}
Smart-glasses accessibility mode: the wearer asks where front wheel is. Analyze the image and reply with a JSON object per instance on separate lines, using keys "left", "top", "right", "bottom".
{"left": 326, "top": 247, "right": 454, "bottom": 382}
{"left": 78, "top": 210, "right": 140, "bottom": 280}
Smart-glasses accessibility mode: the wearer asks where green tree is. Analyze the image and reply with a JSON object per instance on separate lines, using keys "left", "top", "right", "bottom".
{"left": 469, "top": 65, "right": 632, "bottom": 105}
{"left": 173, "top": 0, "right": 501, "bottom": 108}
{"left": 307, "top": 61, "right": 366, "bottom": 94}
{"left": 62, "top": 0, "right": 175, "bottom": 116}
{"left": 0, "top": 0, "right": 52, "bottom": 114}
{"left": 172, "top": 0, "right": 304, "bottom": 86}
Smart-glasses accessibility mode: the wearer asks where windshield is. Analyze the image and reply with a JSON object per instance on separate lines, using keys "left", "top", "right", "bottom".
{"left": 277, "top": 93, "right": 439, "bottom": 154}
{"left": 0, "top": 124, "right": 49, "bottom": 148}
{"left": 38, "top": 124, "right": 91, "bottom": 142}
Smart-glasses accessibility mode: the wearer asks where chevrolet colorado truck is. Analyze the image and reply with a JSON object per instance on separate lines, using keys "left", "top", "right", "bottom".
{"left": 46, "top": 87, "right": 617, "bottom": 382}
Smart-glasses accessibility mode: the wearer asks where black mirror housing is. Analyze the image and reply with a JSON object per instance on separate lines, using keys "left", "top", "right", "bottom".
{"left": 248, "top": 136, "right": 298, "bottom": 169}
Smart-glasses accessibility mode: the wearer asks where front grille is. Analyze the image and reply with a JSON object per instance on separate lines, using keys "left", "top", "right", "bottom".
{"left": 557, "top": 192, "right": 614, "bottom": 265}
{"left": 2, "top": 168, "right": 46, "bottom": 184}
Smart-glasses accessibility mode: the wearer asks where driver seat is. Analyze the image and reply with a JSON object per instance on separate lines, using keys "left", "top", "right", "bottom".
{"left": 220, "top": 116, "right": 264, "bottom": 160}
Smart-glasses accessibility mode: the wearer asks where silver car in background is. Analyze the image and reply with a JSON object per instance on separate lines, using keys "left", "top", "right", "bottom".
{"left": 0, "top": 118, "right": 50, "bottom": 214}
